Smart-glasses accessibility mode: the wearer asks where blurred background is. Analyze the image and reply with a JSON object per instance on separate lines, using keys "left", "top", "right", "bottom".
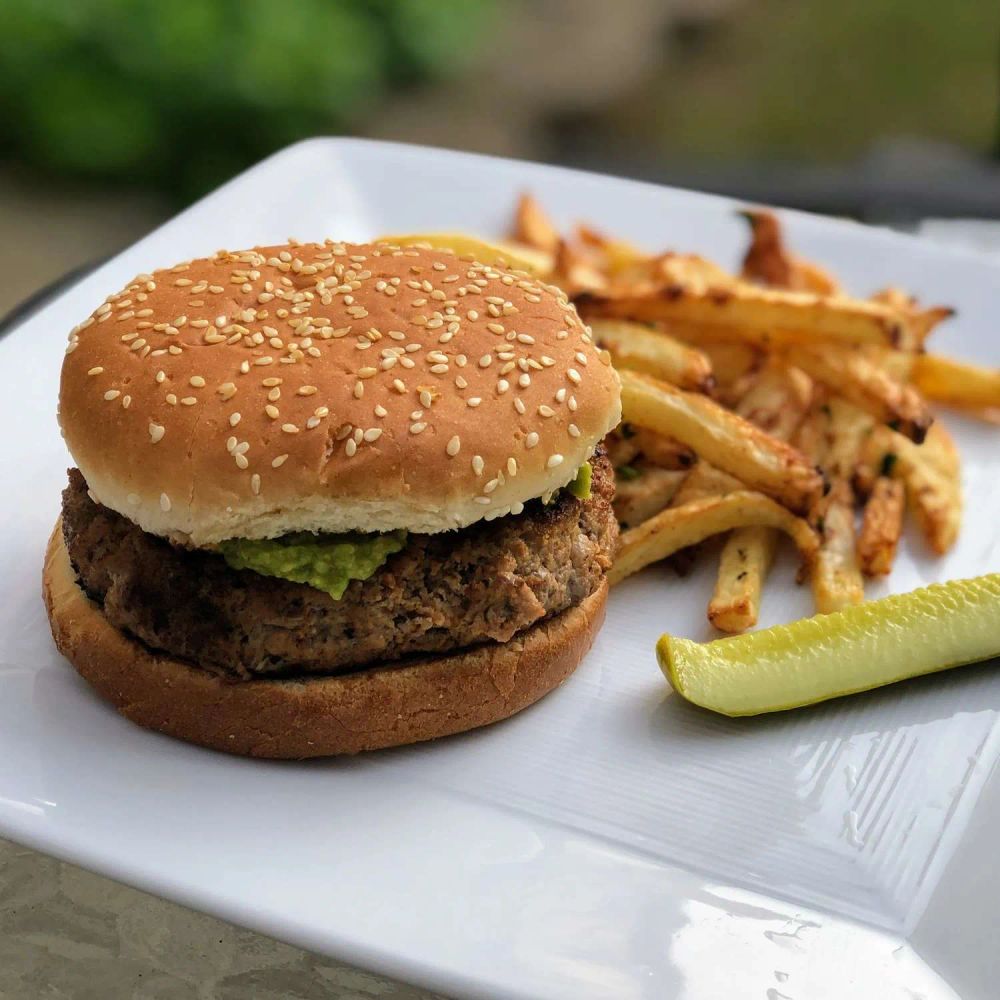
{"left": 3, "top": 0, "right": 1000, "bottom": 316}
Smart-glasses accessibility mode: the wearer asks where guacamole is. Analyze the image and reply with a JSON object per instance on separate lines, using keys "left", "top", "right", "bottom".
{"left": 567, "top": 461, "right": 593, "bottom": 500}
{"left": 219, "top": 529, "right": 408, "bottom": 600}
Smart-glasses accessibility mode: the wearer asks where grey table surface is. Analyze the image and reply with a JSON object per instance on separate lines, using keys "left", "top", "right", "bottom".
{"left": 3, "top": 218, "right": 995, "bottom": 1000}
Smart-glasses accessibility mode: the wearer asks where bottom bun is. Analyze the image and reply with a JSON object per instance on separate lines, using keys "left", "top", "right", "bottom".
{"left": 43, "top": 521, "right": 607, "bottom": 758}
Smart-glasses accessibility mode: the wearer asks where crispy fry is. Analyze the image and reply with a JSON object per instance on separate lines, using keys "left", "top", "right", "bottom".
{"left": 781, "top": 344, "right": 931, "bottom": 442}
{"left": 870, "top": 287, "right": 954, "bottom": 344}
{"left": 708, "top": 526, "right": 777, "bottom": 632}
{"left": 672, "top": 461, "right": 744, "bottom": 506}
{"left": 513, "top": 192, "right": 560, "bottom": 253}
{"left": 377, "top": 232, "right": 552, "bottom": 275}
{"left": 795, "top": 402, "right": 865, "bottom": 613}
{"left": 577, "top": 280, "right": 918, "bottom": 350}
{"left": 610, "top": 491, "right": 818, "bottom": 586}
{"left": 911, "top": 353, "right": 1000, "bottom": 410}
{"left": 709, "top": 364, "right": 813, "bottom": 632}
{"left": 890, "top": 423, "right": 962, "bottom": 555}
{"left": 629, "top": 427, "right": 696, "bottom": 469}
{"left": 732, "top": 363, "right": 812, "bottom": 440}
{"left": 575, "top": 223, "right": 647, "bottom": 277}
{"left": 589, "top": 319, "right": 714, "bottom": 393}
{"left": 619, "top": 370, "right": 822, "bottom": 513}
{"left": 553, "top": 238, "right": 607, "bottom": 296}
{"left": 739, "top": 209, "right": 841, "bottom": 294}
{"left": 857, "top": 477, "right": 905, "bottom": 576}
{"left": 613, "top": 465, "right": 687, "bottom": 529}
{"left": 809, "top": 479, "right": 865, "bottom": 613}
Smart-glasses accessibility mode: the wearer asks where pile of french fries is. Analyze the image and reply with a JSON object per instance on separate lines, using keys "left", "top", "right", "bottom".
{"left": 506, "top": 194, "right": 999, "bottom": 632}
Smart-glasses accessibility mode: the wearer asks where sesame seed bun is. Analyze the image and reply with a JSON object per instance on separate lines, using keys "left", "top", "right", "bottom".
{"left": 43, "top": 523, "right": 607, "bottom": 757}
{"left": 60, "top": 241, "right": 621, "bottom": 544}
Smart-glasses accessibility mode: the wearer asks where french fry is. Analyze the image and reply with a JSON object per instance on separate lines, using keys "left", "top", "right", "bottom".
{"left": 708, "top": 526, "right": 777, "bottom": 633}
{"left": 577, "top": 280, "right": 918, "bottom": 350}
{"left": 377, "top": 232, "right": 552, "bottom": 275}
{"left": 911, "top": 353, "right": 1000, "bottom": 410}
{"left": 553, "top": 238, "right": 607, "bottom": 296}
{"left": 739, "top": 209, "right": 841, "bottom": 294}
{"left": 619, "top": 370, "right": 822, "bottom": 513}
{"left": 513, "top": 192, "right": 560, "bottom": 253}
{"left": 629, "top": 427, "right": 695, "bottom": 469}
{"left": 576, "top": 223, "right": 647, "bottom": 277}
{"left": 672, "top": 461, "right": 744, "bottom": 506}
{"left": 708, "top": 365, "right": 813, "bottom": 632}
{"left": 891, "top": 423, "right": 962, "bottom": 555}
{"left": 857, "top": 477, "right": 905, "bottom": 576}
{"left": 809, "top": 479, "right": 865, "bottom": 613}
{"left": 589, "top": 319, "right": 715, "bottom": 393}
{"left": 610, "top": 491, "right": 818, "bottom": 586}
{"left": 613, "top": 465, "right": 687, "bottom": 529}
{"left": 870, "top": 287, "right": 954, "bottom": 344}
{"left": 796, "top": 403, "right": 865, "bottom": 613}
{"left": 781, "top": 344, "right": 932, "bottom": 443}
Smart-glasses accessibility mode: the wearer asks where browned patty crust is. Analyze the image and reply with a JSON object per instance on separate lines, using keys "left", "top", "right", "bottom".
{"left": 62, "top": 452, "right": 616, "bottom": 679}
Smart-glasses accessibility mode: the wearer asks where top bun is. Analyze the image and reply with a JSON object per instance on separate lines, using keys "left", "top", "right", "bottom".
{"left": 60, "top": 241, "right": 621, "bottom": 544}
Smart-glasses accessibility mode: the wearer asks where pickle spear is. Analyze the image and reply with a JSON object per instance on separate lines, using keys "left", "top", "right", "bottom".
{"left": 658, "top": 574, "right": 1000, "bottom": 716}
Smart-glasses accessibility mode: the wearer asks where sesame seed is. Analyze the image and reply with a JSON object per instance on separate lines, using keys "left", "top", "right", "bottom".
{"left": 271, "top": 454, "right": 288, "bottom": 468}
{"left": 446, "top": 435, "right": 461, "bottom": 456}
{"left": 517, "top": 334, "right": 534, "bottom": 345}
{"left": 430, "top": 364, "right": 448, "bottom": 374}
{"left": 251, "top": 474, "right": 261, "bottom": 495}
{"left": 568, "top": 423, "right": 581, "bottom": 437}
{"left": 374, "top": 404, "right": 387, "bottom": 417}
{"left": 409, "top": 422, "right": 427, "bottom": 434}
{"left": 547, "top": 454, "right": 564, "bottom": 468}
{"left": 358, "top": 367, "right": 377, "bottom": 379}
{"left": 345, "top": 439, "right": 357, "bottom": 457}
{"left": 189, "top": 375, "right": 206, "bottom": 388}
{"left": 364, "top": 428, "right": 383, "bottom": 442}
{"left": 149, "top": 423, "right": 165, "bottom": 443}
{"left": 484, "top": 478, "right": 499, "bottom": 494}
{"left": 267, "top": 387, "right": 281, "bottom": 402}
{"left": 234, "top": 453, "right": 249, "bottom": 470}
{"left": 455, "top": 375, "right": 468, "bottom": 389}
{"left": 297, "top": 385, "right": 318, "bottom": 396}
{"left": 507, "top": 458, "right": 518, "bottom": 476}
{"left": 306, "top": 417, "right": 320, "bottom": 429}
{"left": 555, "top": 388, "right": 567, "bottom": 402}
{"left": 525, "top": 432, "right": 539, "bottom": 449}
{"left": 354, "top": 381, "right": 364, "bottom": 399}
{"left": 539, "top": 405, "right": 555, "bottom": 417}
{"left": 567, "top": 369, "right": 581, "bottom": 384}
{"left": 282, "top": 423, "right": 300, "bottom": 434}
{"left": 514, "top": 398, "right": 526, "bottom": 414}
{"left": 487, "top": 322, "right": 505, "bottom": 335}
{"left": 467, "top": 397, "right": 482, "bottom": 408}
{"left": 479, "top": 354, "right": 492, "bottom": 368}
{"left": 475, "top": 496, "right": 491, "bottom": 505}
{"left": 159, "top": 493, "right": 171, "bottom": 512}
{"left": 568, "top": 396, "right": 578, "bottom": 412}
{"left": 392, "top": 379, "right": 406, "bottom": 393}
{"left": 166, "top": 394, "right": 177, "bottom": 406}
{"left": 103, "top": 390, "right": 120, "bottom": 401}
{"left": 180, "top": 396, "right": 197, "bottom": 406}
{"left": 87, "top": 367, "right": 104, "bottom": 376}
{"left": 472, "top": 455, "right": 485, "bottom": 476}
{"left": 467, "top": 310, "right": 479, "bottom": 321}
{"left": 518, "top": 374, "right": 531, "bottom": 388}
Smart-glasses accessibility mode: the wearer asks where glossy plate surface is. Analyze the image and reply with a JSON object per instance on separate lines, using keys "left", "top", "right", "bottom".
{"left": 2, "top": 139, "right": 999, "bottom": 999}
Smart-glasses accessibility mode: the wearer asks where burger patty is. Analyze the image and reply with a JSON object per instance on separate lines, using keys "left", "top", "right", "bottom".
{"left": 62, "top": 452, "right": 616, "bottom": 679}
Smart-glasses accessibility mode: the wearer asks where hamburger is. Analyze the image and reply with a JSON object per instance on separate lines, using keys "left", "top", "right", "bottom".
{"left": 44, "top": 239, "right": 621, "bottom": 757}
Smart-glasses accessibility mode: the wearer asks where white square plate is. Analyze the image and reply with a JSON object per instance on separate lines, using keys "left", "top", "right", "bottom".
{"left": 2, "top": 139, "right": 999, "bottom": 1000}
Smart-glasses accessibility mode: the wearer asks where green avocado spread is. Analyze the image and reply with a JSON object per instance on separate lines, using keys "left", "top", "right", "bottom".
{"left": 567, "top": 461, "right": 593, "bottom": 500}
{"left": 219, "top": 530, "right": 408, "bottom": 600}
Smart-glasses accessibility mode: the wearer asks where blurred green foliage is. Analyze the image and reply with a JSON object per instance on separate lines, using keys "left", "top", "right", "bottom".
{"left": 0, "top": 0, "right": 494, "bottom": 201}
